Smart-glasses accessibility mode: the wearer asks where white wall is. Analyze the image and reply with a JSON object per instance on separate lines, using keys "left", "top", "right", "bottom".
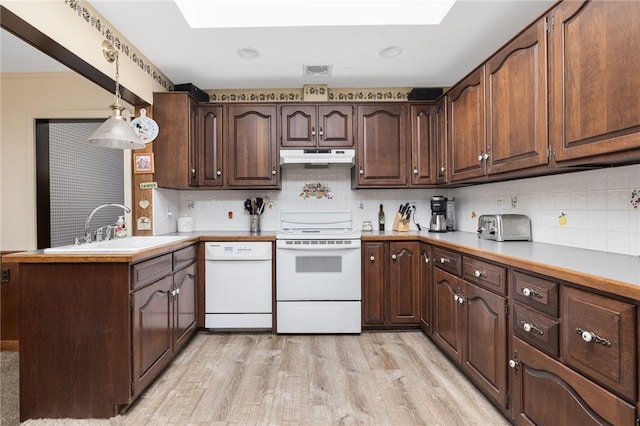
{"left": 0, "top": 72, "right": 133, "bottom": 251}
{"left": 153, "top": 164, "right": 640, "bottom": 257}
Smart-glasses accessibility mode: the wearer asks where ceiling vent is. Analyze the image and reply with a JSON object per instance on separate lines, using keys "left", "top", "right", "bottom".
{"left": 303, "top": 65, "right": 333, "bottom": 78}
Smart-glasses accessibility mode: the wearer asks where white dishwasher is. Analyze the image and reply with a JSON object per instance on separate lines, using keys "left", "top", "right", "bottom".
{"left": 205, "top": 242, "right": 272, "bottom": 330}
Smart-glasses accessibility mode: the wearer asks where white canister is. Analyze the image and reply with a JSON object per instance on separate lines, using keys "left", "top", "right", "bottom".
{"left": 177, "top": 216, "right": 194, "bottom": 233}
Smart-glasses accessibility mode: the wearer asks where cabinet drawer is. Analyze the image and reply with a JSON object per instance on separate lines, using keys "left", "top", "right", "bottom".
{"left": 513, "top": 303, "right": 559, "bottom": 358}
{"left": 173, "top": 244, "right": 197, "bottom": 271}
{"left": 462, "top": 257, "right": 507, "bottom": 295}
{"left": 131, "top": 254, "right": 173, "bottom": 290}
{"left": 433, "top": 247, "right": 462, "bottom": 276}
{"left": 561, "top": 286, "right": 636, "bottom": 402}
{"left": 512, "top": 270, "right": 558, "bottom": 317}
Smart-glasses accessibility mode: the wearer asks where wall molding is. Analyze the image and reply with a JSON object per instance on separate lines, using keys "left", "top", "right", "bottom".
{"left": 208, "top": 87, "right": 412, "bottom": 103}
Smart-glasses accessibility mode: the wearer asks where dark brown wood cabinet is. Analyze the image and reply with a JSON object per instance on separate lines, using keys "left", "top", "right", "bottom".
{"left": 409, "top": 104, "right": 437, "bottom": 186}
{"left": 227, "top": 104, "right": 279, "bottom": 188}
{"left": 280, "top": 104, "right": 354, "bottom": 148}
{"left": 432, "top": 250, "right": 508, "bottom": 410}
{"left": 362, "top": 241, "right": 420, "bottom": 327}
{"left": 354, "top": 104, "right": 408, "bottom": 187}
{"left": 153, "top": 92, "right": 199, "bottom": 188}
{"left": 447, "top": 67, "right": 486, "bottom": 182}
{"left": 549, "top": 0, "right": 640, "bottom": 165}
{"left": 434, "top": 99, "right": 448, "bottom": 184}
{"left": 485, "top": 18, "right": 549, "bottom": 175}
{"left": 18, "top": 244, "right": 198, "bottom": 420}
{"left": 198, "top": 105, "right": 224, "bottom": 187}
{"left": 419, "top": 243, "right": 433, "bottom": 335}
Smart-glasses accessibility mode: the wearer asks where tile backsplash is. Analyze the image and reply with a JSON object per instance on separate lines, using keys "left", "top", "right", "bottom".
{"left": 153, "top": 163, "right": 640, "bottom": 256}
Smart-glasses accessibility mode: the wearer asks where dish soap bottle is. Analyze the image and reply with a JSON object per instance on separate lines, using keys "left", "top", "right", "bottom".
{"left": 115, "top": 215, "right": 127, "bottom": 238}
{"left": 378, "top": 204, "right": 385, "bottom": 231}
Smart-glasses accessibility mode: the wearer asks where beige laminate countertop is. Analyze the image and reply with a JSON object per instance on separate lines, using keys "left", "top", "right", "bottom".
{"left": 6, "top": 230, "right": 639, "bottom": 300}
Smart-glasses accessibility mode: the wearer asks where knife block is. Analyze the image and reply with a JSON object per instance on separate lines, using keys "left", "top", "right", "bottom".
{"left": 392, "top": 213, "right": 410, "bottom": 232}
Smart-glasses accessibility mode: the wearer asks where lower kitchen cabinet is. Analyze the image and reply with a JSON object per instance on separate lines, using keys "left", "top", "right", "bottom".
{"left": 362, "top": 241, "right": 420, "bottom": 327}
{"left": 432, "top": 259, "right": 508, "bottom": 410}
{"left": 419, "top": 243, "right": 433, "bottom": 335}
{"left": 18, "top": 243, "right": 198, "bottom": 420}
{"left": 511, "top": 337, "right": 636, "bottom": 426}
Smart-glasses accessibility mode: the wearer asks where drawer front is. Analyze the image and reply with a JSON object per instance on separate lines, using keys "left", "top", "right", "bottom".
{"left": 132, "top": 254, "right": 173, "bottom": 290}
{"left": 512, "top": 270, "right": 558, "bottom": 317}
{"left": 513, "top": 302, "right": 559, "bottom": 358}
{"left": 561, "top": 286, "right": 636, "bottom": 402}
{"left": 462, "top": 257, "right": 507, "bottom": 295}
{"left": 433, "top": 247, "right": 462, "bottom": 277}
{"left": 173, "top": 244, "right": 197, "bottom": 271}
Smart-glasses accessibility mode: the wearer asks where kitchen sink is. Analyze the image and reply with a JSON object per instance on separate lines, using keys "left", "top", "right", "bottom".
{"left": 43, "top": 236, "right": 189, "bottom": 254}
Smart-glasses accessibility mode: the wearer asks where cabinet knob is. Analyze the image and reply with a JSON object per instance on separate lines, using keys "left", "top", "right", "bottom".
{"left": 370, "top": 255, "right": 375, "bottom": 262}
{"left": 478, "top": 154, "right": 484, "bottom": 162}
{"left": 423, "top": 252, "right": 430, "bottom": 264}
{"left": 191, "top": 168, "right": 196, "bottom": 174}
{"left": 508, "top": 359, "right": 518, "bottom": 370}
{"left": 483, "top": 153, "right": 490, "bottom": 160}
{"left": 454, "top": 294, "right": 459, "bottom": 302}
{"left": 522, "top": 287, "right": 543, "bottom": 299}
{"left": 440, "top": 166, "right": 446, "bottom": 172}
{"left": 319, "top": 127, "right": 324, "bottom": 137}
{"left": 359, "top": 168, "right": 364, "bottom": 175}
{"left": 575, "top": 328, "right": 611, "bottom": 347}
{"left": 440, "top": 257, "right": 449, "bottom": 264}
{"left": 216, "top": 170, "right": 222, "bottom": 176}
{"left": 473, "top": 270, "right": 486, "bottom": 278}
{"left": 391, "top": 254, "right": 397, "bottom": 260}
{"left": 311, "top": 127, "right": 316, "bottom": 137}
{"left": 272, "top": 167, "right": 277, "bottom": 175}
{"left": 413, "top": 167, "right": 418, "bottom": 174}
{"left": 521, "top": 321, "right": 543, "bottom": 335}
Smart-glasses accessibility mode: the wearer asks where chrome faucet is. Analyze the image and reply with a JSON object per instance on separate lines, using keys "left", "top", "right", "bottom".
{"left": 81, "top": 203, "right": 131, "bottom": 243}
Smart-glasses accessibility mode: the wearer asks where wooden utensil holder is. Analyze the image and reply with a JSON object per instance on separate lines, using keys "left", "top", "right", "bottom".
{"left": 392, "top": 213, "right": 410, "bottom": 232}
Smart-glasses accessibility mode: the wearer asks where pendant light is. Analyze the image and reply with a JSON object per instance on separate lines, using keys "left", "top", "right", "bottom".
{"left": 87, "top": 41, "right": 145, "bottom": 150}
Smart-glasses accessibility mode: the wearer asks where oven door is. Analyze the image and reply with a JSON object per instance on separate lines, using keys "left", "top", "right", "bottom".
{"left": 276, "top": 239, "right": 361, "bottom": 301}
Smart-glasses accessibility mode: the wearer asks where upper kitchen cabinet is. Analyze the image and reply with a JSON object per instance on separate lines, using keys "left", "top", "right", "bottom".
{"left": 153, "top": 92, "right": 200, "bottom": 189}
{"left": 485, "top": 18, "right": 549, "bottom": 175}
{"left": 548, "top": 0, "right": 640, "bottom": 165}
{"left": 434, "top": 99, "right": 448, "bottom": 184}
{"left": 410, "top": 104, "right": 437, "bottom": 186}
{"left": 280, "top": 104, "right": 354, "bottom": 148}
{"left": 197, "top": 105, "right": 224, "bottom": 187}
{"left": 447, "top": 68, "right": 487, "bottom": 182}
{"left": 354, "top": 104, "right": 408, "bottom": 187}
{"left": 226, "top": 105, "right": 280, "bottom": 188}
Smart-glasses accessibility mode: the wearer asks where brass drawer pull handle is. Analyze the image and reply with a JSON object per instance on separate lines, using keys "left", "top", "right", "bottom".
{"left": 521, "top": 321, "right": 544, "bottom": 335}
{"left": 522, "top": 287, "right": 543, "bottom": 298}
{"left": 575, "top": 328, "right": 611, "bottom": 347}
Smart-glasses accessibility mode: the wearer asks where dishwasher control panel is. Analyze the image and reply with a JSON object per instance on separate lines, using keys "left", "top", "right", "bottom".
{"left": 205, "top": 242, "right": 272, "bottom": 260}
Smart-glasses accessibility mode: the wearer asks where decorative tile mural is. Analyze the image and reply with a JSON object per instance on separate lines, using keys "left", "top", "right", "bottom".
{"left": 300, "top": 182, "right": 333, "bottom": 199}
{"left": 208, "top": 87, "right": 412, "bottom": 103}
{"left": 631, "top": 189, "right": 640, "bottom": 209}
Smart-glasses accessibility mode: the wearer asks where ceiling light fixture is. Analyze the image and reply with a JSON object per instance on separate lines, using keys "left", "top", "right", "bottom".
{"left": 87, "top": 41, "right": 145, "bottom": 150}
{"left": 237, "top": 47, "right": 260, "bottom": 60}
{"left": 379, "top": 46, "right": 403, "bottom": 58}
{"left": 175, "top": 0, "right": 456, "bottom": 28}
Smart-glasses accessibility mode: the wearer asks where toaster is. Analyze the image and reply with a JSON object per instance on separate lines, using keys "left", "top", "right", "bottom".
{"left": 477, "top": 214, "right": 531, "bottom": 241}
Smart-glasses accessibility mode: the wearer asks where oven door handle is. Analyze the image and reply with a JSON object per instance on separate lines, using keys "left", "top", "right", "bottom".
{"left": 276, "top": 244, "right": 361, "bottom": 251}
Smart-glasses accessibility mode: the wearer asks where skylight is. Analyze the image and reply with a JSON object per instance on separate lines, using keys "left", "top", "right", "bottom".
{"left": 174, "top": 0, "right": 456, "bottom": 28}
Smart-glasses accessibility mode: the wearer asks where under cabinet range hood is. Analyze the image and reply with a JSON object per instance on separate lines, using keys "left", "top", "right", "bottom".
{"left": 279, "top": 149, "right": 355, "bottom": 168}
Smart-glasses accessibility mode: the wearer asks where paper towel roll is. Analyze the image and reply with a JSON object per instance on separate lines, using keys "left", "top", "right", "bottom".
{"left": 177, "top": 216, "right": 193, "bottom": 233}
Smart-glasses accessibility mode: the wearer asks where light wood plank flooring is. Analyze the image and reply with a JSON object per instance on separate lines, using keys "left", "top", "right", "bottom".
{"left": 23, "top": 331, "right": 510, "bottom": 425}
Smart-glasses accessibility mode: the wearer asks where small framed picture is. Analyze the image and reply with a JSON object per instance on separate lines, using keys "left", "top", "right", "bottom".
{"left": 133, "top": 153, "right": 155, "bottom": 174}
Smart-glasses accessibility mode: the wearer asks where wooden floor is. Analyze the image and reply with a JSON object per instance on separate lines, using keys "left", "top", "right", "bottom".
{"left": 23, "top": 331, "right": 510, "bottom": 425}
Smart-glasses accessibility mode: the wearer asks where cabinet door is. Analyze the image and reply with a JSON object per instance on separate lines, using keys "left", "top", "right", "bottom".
{"left": 280, "top": 105, "right": 316, "bottom": 148}
{"left": 448, "top": 68, "right": 486, "bottom": 182}
{"left": 318, "top": 104, "right": 354, "bottom": 147}
{"left": 486, "top": 19, "right": 548, "bottom": 175}
{"left": 511, "top": 338, "right": 636, "bottom": 426}
{"left": 153, "top": 92, "right": 198, "bottom": 189}
{"left": 198, "top": 105, "right": 224, "bottom": 186}
{"left": 434, "top": 99, "right": 448, "bottom": 184}
{"left": 227, "top": 105, "right": 279, "bottom": 187}
{"left": 388, "top": 242, "right": 420, "bottom": 324}
{"left": 410, "top": 104, "right": 437, "bottom": 186}
{"left": 432, "top": 268, "right": 463, "bottom": 363}
{"left": 462, "top": 282, "right": 507, "bottom": 409}
{"left": 549, "top": 1, "right": 640, "bottom": 163}
{"left": 362, "top": 242, "right": 387, "bottom": 326}
{"left": 173, "top": 263, "right": 197, "bottom": 352}
{"left": 355, "top": 104, "right": 408, "bottom": 187}
{"left": 131, "top": 275, "right": 173, "bottom": 396}
{"left": 420, "top": 244, "right": 433, "bottom": 335}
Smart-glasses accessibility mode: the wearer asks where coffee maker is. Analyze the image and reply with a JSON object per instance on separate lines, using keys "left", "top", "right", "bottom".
{"left": 429, "top": 195, "right": 448, "bottom": 232}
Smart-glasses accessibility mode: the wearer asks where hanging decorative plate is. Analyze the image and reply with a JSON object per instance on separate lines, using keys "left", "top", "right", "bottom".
{"left": 130, "top": 108, "right": 159, "bottom": 144}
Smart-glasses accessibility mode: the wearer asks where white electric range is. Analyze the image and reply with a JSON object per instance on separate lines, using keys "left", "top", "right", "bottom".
{"left": 275, "top": 211, "right": 362, "bottom": 334}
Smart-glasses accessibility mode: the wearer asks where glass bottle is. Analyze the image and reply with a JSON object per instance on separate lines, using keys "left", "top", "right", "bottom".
{"left": 378, "top": 204, "right": 385, "bottom": 231}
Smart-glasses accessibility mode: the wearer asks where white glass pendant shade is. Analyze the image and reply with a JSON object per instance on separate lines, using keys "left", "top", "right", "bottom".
{"left": 88, "top": 105, "right": 145, "bottom": 150}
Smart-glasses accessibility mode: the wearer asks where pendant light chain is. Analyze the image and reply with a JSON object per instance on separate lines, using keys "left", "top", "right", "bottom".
{"left": 114, "top": 50, "right": 121, "bottom": 106}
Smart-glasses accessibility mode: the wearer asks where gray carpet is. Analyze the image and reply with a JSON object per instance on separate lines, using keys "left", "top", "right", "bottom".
{"left": 1, "top": 350, "right": 19, "bottom": 426}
